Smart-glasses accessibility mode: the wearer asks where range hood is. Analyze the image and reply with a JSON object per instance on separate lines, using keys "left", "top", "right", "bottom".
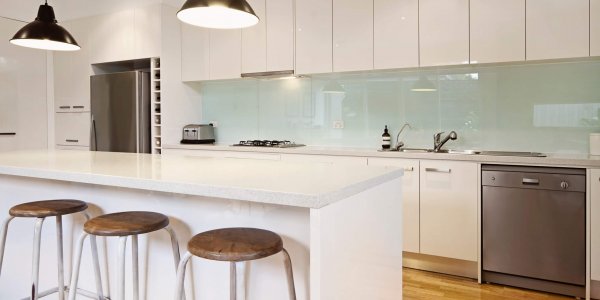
{"left": 241, "top": 70, "right": 296, "bottom": 79}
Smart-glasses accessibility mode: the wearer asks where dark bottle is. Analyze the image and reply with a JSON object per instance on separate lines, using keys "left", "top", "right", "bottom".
{"left": 382, "top": 125, "right": 391, "bottom": 150}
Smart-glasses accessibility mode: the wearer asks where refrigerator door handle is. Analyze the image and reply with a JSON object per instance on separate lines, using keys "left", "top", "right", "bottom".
{"left": 91, "top": 114, "right": 98, "bottom": 151}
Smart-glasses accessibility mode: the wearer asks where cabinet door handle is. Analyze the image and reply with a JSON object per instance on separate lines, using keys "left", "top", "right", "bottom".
{"left": 65, "top": 139, "right": 79, "bottom": 143}
{"left": 404, "top": 167, "right": 414, "bottom": 172}
{"left": 72, "top": 105, "right": 85, "bottom": 109}
{"left": 59, "top": 106, "right": 71, "bottom": 109}
{"left": 0, "top": 133, "right": 16, "bottom": 136}
{"left": 425, "top": 167, "right": 451, "bottom": 173}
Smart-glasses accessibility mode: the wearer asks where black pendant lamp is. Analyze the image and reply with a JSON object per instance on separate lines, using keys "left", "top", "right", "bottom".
{"left": 10, "top": 1, "right": 80, "bottom": 51}
{"left": 177, "top": 0, "right": 259, "bottom": 29}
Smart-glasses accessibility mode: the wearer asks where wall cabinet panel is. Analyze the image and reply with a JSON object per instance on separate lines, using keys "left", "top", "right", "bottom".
{"left": 333, "top": 0, "right": 373, "bottom": 72}
{"left": 210, "top": 29, "right": 242, "bottom": 80}
{"left": 266, "top": 0, "right": 294, "bottom": 71}
{"left": 419, "top": 0, "right": 469, "bottom": 67}
{"left": 181, "top": 24, "right": 210, "bottom": 81}
{"left": 592, "top": 0, "right": 600, "bottom": 57}
{"left": 470, "top": 0, "right": 525, "bottom": 64}
{"left": 526, "top": 0, "right": 589, "bottom": 60}
{"left": 374, "top": 0, "right": 419, "bottom": 70}
{"left": 242, "top": 0, "right": 267, "bottom": 74}
{"left": 295, "top": 0, "right": 333, "bottom": 74}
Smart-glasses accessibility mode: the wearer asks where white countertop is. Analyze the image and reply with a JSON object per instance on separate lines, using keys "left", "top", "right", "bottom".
{"left": 0, "top": 150, "right": 403, "bottom": 209}
{"left": 165, "top": 144, "right": 600, "bottom": 168}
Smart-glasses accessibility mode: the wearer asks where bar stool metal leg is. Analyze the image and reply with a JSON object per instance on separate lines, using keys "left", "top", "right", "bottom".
{"left": 282, "top": 249, "right": 297, "bottom": 300}
{"left": 68, "top": 233, "right": 88, "bottom": 300}
{"left": 117, "top": 236, "right": 128, "bottom": 300}
{"left": 0, "top": 216, "right": 15, "bottom": 276}
{"left": 31, "top": 217, "right": 45, "bottom": 300}
{"left": 84, "top": 212, "right": 106, "bottom": 300}
{"left": 132, "top": 235, "right": 139, "bottom": 300}
{"left": 165, "top": 226, "right": 182, "bottom": 271}
{"left": 230, "top": 262, "right": 237, "bottom": 300}
{"left": 56, "top": 215, "right": 65, "bottom": 300}
{"left": 174, "top": 252, "right": 193, "bottom": 300}
{"left": 90, "top": 235, "right": 105, "bottom": 300}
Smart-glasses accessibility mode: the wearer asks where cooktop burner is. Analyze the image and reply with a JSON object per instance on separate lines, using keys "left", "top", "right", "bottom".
{"left": 232, "top": 140, "right": 306, "bottom": 148}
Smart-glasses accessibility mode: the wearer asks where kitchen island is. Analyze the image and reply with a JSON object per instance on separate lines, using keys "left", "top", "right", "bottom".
{"left": 0, "top": 150, "right": 403, "bottom": 300}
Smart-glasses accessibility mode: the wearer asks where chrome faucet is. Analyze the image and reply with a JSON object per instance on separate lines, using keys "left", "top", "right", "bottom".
{"left": 433, "top": 131, "right": 458, "bottom": 152}
{"left": 395, "top": 123, "right": 412, "bottom": 150}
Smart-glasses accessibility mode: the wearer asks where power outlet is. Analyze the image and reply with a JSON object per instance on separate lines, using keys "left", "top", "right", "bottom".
{"left": 332, "top": 120, "right": 344, "bottom": 129}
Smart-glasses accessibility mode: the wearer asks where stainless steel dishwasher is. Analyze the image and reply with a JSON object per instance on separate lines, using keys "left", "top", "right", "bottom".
{"left": 481, "top": 165, "right": 586, "bottom": 297}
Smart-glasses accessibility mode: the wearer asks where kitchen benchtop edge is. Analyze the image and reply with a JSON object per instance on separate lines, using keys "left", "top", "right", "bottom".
{"left": 164, "top": 144, "right": 600, "bottom": 168}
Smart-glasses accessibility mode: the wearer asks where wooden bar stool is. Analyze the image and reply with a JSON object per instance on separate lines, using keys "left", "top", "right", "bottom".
{"left": 0, "top": 199, "right": 98, "bottom": 300}
{"left": 174, "top": 227, "right": 296, "bottom": 300}
{"left": 68, "top": 211, "right": 182, "bottom": 300}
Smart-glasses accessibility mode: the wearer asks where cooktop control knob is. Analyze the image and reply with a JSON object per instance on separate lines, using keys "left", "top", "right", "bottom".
{"left": 560, "top": 181, "right": 569, "bottom": 189}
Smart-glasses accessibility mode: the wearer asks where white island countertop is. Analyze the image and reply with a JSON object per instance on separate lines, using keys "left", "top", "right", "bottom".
{"left": 0, "top": 150, "right": 403, "bottom": 209}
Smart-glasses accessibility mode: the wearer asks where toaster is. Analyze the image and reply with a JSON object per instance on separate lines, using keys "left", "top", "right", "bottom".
{"left": 181, "top": 124, "right": 215, "bottom": 144}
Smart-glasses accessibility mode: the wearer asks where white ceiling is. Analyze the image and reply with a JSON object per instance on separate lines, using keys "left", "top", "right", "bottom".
{"left": 0, "top": 0, "right": 183, "bottom": 22}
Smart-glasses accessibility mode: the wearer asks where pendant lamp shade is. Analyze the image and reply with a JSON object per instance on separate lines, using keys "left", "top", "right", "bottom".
{"left": 177, "top": 0, "right": 259, "bottom": 29}
{"left": 10, "top": 3, "right": 80, "bottom": 51}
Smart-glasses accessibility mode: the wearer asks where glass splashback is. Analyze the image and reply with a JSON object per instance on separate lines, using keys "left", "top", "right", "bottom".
{"left": 201, "top": 60, "right": 600, "bottom": 153}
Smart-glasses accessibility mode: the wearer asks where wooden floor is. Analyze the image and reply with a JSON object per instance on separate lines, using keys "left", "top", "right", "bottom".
{"left": 403, "top": 268, "right": 572, "bottom": 300}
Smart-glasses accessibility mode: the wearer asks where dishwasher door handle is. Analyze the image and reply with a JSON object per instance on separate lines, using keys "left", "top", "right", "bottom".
{"left": 522, "top": 178, "right": 540, "bottom": 185}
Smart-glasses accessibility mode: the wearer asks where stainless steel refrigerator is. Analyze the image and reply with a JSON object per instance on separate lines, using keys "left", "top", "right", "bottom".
{"left": 90, "top": 71, "right": 150, "bottom": 153}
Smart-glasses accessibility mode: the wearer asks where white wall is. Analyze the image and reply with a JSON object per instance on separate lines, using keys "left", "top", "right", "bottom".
{"left": 0, "top": 17, "right": 48, "bottom": 152}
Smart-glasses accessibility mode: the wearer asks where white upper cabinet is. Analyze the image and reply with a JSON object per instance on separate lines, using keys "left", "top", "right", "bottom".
{"left": 295, "top": 0, "right": 333, "bottom": 75}
{"left": 181, "top": 24, "right": 210, "bottom": 81}
{"left": 333, "top": 0, "right": 373, "bottom": 72}
{"left": 470, "top": 0, "right": 525, "bottom": 64}
{"left": 419, "top": 0, "right": 469, "bottom": 67}
{"left": 88, "top": 5, "right": 163, "bottom": 64}
{"left": 210, "top": 29, "right": 242, "bottom": 80}
{"left": 526, "top": 0, "right": 589, "bottom": 60}
{"left": 592, "top": 0, "right": 600, "bottom": 57}
{"left": 419, "top": 160, "right": 478, "bottom": 261}
{"left": 134, "top": 4, "right": 162, "bottom": 59}
{"left": 266, "top": 0, "right": 294, "bottom": 72}
{"left": 374, "top": 0, "right": 419, "bottom": 70}
{"left": 88, "top": 10, "right": 135, "bottom": 64}
{"left": 242, "top": 0, "right": 294, "bottom": 73}
{"left": 242, "top": 0, "right": 267, "bottom": 74}
{"left": 54, "top": 18, "right": 92, "bottom": 112}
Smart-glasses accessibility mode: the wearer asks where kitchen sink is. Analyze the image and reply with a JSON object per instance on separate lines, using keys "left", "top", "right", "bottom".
{"left": 381, "top": 148, "right": 546, "bottom": 157}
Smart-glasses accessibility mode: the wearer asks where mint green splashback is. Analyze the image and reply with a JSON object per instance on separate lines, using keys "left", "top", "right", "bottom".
{"left": 201, "top": 60, "right": 600, "bottom": 153}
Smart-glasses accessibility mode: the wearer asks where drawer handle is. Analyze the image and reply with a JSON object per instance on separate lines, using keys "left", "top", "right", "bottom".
{"left": 425, "top": 167, "right": 451, "bottom": 173}
{"left": 72, "top": 105, "right": 85, "bottom": 109}
{"left": 65, "top": 139, "right": 79, "bottom": 143}
{"left": 522, "top": 178, "right": 540, "bottom": 185}
{"left": 404, "top": 167, "right": 414, "bottom": 172}
{"left": 59, "top": 106, "right": 71, "bottom": 109}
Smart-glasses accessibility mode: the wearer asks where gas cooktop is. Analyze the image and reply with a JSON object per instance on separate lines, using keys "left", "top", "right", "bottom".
{"left": 231, "top": 140, "right": 306, "bottom": 148}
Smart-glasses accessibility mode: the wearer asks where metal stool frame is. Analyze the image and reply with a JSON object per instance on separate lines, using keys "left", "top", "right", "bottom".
{"left": 173, "top": 248, "right": 296, "bottom": 300}
{"left": 0, "top": 210, "right": 101, "bottom": 300}
{"left": 68, "top": 224, "right": 182, "bottom": 300}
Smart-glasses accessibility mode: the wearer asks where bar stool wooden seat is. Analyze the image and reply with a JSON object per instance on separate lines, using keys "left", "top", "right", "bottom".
{"left": 0, "top": 199, "right": 98, "bottom": 300}
{"left": 68, "top": 211, "right": 182, "bottom": 300}
{"left": 174, "top": 227, "right": 296, "bottom": 300}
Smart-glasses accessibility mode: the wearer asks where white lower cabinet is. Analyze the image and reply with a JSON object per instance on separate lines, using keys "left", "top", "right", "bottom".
{"left": 591, "top": 169, "right": 600, "bottom": 281}
{"left": 368, "top": 157, "right": 420, "bottom": 253}
{"left": 419, "top": 160, "right": 478, "bottom": 261}
{"left": 55, "top": 113, "right": 90, "bottom": 147}
{"left": 281, "top": 154, "right": 367, "bottom": 165}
